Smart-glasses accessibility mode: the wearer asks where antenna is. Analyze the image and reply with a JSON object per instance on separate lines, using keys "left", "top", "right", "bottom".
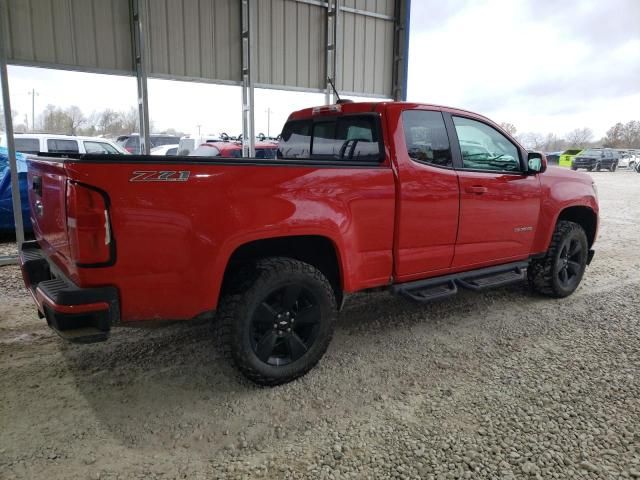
{"left": 327, "top": 77, "right": 341, "bottom": 103}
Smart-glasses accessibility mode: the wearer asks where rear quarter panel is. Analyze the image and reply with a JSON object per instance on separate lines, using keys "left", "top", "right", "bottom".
{"left": 62, "top": 160, "right": 395, "bottom": 322}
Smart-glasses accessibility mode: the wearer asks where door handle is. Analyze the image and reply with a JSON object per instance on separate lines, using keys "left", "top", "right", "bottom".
{"left": 465, "top": 185, "right": 488, "bottom": 194}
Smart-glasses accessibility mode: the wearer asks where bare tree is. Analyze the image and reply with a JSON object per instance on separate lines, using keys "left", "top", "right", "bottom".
{"left": 40, "top": 104, "right": 71, "bottom": 134}
{"left": 565, "top": 127, "right": 593, "bottom": 147}
{"left": 518, "top": 132, "right": 545, "bottom": 150}
{"left": 66, "top": 105, "right": 86, "bottom": 135}
{"left": 96, "top": 109, "right": 121, "bottom": 136}
{"left": 121, "top": 107, "right": 139, "bottom": 134}
{"left": 0, "top": 106, "right": 18, "bottom": 132}
{"left": 499, "top": 122, "right": 517, "bottom": 136}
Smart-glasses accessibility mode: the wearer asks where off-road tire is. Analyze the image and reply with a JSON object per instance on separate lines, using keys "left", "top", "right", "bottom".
{"left": 594, "top": 163, "right": 601, "bottom": 172}
{"left": 527, "top": 221, "right": 588, "bottom": 298}
{"left": 609, "top": 162, "right": 617, "bottom": 172}
{"left": 216, "top": 257, "right": 336, "bottom": 386}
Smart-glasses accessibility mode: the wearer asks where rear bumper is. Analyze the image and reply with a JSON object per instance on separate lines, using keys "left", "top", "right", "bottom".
{"left": 19, "top": 241, "right": 119, "bottom": 343}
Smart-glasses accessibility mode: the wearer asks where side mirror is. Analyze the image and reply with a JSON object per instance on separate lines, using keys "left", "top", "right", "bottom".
{"left": 527, "top": 151, "right": 547, "bottom": 174}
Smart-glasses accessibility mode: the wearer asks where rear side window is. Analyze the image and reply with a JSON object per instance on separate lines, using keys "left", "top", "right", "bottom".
{"left": 190, "top": 145, "right": 220, "bottom": 157}
{"left": 278, "top": 115, "right": 382, "bottom": 163}
{"left": 125, "top": 137, "right": 140, "bottom": 148}
{"left": 402, "top": 110, "right": 452, "bottom": 167}
{"left": 84, "top": 141, "right": 119, "bottom": 154}
{"left": 151, "top": 136, "right": 180, "bottom": 147}
{"left": 15, "top": 138, "right": 40, "bottom": 154}
{"left": 256, "top": 148, "right": 277, "bottom": 159}
{"left": 47, "top": 139, "right": 79, "bottom": 153}
{"left": 278, "top": 121, "right": 312, "bottom": 159}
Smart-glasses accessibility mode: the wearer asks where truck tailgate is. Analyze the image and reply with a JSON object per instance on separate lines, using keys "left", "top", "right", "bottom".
{"left": 26, "top": 158, "right": 72, "bottom": 263}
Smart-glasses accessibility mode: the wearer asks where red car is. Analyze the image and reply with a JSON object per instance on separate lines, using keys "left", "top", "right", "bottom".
{"left": 20, "top": 101, "right": 598, "bottom": 385}
{"left": 190, "top": 141, "right": 278, "bottom": 159}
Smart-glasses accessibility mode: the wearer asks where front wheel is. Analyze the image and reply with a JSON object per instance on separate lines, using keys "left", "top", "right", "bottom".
{"left": 217, "top": 257, "right": 336, "bottom": 386}
{"left": 528, "top": 221, "right": 589, "bottom": 298}
{"left": 609, "top": 162, "right": 617, "bottom": 172}
{"left": 594, "top": 163, "right": 601, "bottom": 172}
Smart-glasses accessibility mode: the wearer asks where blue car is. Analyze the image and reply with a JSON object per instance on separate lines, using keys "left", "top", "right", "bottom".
{"left": 0, "top": 146, "right": 32, "bottom": 232}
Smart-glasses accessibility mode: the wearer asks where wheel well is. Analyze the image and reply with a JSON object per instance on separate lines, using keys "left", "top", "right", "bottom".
{"left": 222, "top": 236, "right": 343, "bottom": 303}
{"left": 558, "top": 206, "right": 597, "bottom": 247}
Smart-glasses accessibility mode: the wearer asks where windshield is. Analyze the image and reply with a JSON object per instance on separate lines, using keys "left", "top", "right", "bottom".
{"left": 581, "top": 149, "right": 603, "bottom": 156}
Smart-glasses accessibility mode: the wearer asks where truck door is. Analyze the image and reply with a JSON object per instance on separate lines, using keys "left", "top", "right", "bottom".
{"left": 447, "top": 114, "right": 542, "bottom": 269}
{"left": 393, "top": 108, "right": 460, "bottom": 281}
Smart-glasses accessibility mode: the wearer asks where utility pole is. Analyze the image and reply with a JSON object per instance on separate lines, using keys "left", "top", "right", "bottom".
{"left": 28, "top": 88, "right": 39, "bottom": 131}
{"left": 265, "top": 107, "right": 271, "bottom": 137}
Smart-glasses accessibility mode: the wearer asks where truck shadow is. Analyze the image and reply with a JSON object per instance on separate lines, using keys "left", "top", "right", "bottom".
{"left": 60, "top": 282, "right": 541, "bottom": 457}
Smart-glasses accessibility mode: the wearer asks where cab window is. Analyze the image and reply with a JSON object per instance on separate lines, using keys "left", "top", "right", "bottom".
{"left": 453, "top": 116, "right": 521, "bottom": 172}
{"left": 278, "top": 115, "right": 382, "bottom": 163}
{"left": 14, "top": 138, "right": 40, "bottom": 154}
{"left": 401, "top": 110, "right": 452, "bottom": 167}
{"left": 47, "top": 139, "right": 79, "bottom": 154}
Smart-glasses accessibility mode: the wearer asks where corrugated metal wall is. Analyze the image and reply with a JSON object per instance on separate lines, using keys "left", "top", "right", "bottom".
{"left": 1, "top": 0, "right": 132, "bottom": 73}
{"left": 142, "top": 0, "right": 242, "bottom": 82}
{"left": 1, "top": 0, "right": 402, "bottom": 97}
{"left": 255, "top": 0, "right": 325, "bottom": 90}
{"left": 338, "top": 0, "right": 395, "bottom": 96}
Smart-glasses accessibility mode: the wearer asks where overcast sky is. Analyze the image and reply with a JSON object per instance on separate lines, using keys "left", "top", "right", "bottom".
{"left": 5, "top": 0, "right": 640, "bottom": 140}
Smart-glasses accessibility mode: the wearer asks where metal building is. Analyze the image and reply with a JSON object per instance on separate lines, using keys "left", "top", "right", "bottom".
{"left": 0, "top": 0, "right": 410, "bottom": 263}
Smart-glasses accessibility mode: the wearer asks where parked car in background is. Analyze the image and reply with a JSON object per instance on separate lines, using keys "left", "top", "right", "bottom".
{"left": 189, "top": 141, "right": 278, "bottom": 159}
{"left": 545, "top": 152, "right": 561, "bottom": 165}
{"left": 116, "top": 134, "right": 181, "bottom": 154}
{"left": 177, "top": 135, "right": 221, "bottom": 155}
{"left": 150, "top": 144, "right": 179, "bottom": 156}
{"left": 0, "top": 147, "right": 30, "bottom": 232}
{"left": 559, "top": 149, "right": 583, "bottom": 168}
{"left": 616, "top": 150, "right": 639, "bottom": 170}
{"left": 2, "top": 134, "right": 128, "bottom": 155}
{"left": 571, "top": 148, "right": 619, "bottom": 172}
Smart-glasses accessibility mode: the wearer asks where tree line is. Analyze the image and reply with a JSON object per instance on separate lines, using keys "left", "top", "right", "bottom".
{"left": 501, "top": 121, "right": 640, "bottom": 152}
{"left": 1, "top": 104, "right": 183, "bottom": 138}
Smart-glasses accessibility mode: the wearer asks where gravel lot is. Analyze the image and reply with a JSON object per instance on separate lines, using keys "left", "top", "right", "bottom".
{"left": 1, "top": 170, "right": 639, "bottom": 479}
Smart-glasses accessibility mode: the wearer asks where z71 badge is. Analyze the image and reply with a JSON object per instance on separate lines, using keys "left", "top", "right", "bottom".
{"left": 129, "top": 171, "right": 190, "bottom": 182}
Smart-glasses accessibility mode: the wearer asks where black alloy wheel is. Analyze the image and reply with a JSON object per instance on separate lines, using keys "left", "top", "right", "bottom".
{"left": 217, "top": 257, "right": 336, "bottom": 386}
{"left": 250, "top": 284, "right": 321, "bottom": 366}
{"left": 527, "top": 221, "right": 589, "bottom": 298}
{"left": 555, "top": 238, "right": 585, "bottom": 291}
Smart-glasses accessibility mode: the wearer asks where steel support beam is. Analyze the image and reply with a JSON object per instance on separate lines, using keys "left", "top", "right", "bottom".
{"left": 131, "top": 0, "right": 151, "bottom": 154}
{"left": 0, "top": 0, "right": 24, "bottom": 263}
{"left": 325, "top": 0, "right": 340, "bottom": 104}
{"left": 392, "top": 0, "right": 411, "bottom": 101}
{"left": 241, "top": 0, "right": 256, "bottom": 157}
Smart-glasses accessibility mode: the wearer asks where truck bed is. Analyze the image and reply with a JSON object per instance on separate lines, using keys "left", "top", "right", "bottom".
{"left": 25, "top": 153, "right": 396, "bottom": 322}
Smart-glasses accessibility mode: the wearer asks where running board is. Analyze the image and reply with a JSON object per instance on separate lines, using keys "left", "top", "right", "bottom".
{"left": 392, "top": 261, "right": 528, "bottom": 304}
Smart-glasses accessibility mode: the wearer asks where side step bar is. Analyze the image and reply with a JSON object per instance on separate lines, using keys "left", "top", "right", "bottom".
{"left": 392, "top": 261, "right": 528, "bottom": 304}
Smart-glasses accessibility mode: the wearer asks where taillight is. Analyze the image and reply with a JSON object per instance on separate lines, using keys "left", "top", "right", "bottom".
{"left": 66, "top": 181, "right": 113, "bottom": 266}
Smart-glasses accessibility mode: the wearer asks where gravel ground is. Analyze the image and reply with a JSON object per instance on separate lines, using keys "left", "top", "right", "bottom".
{"left": 1, "top": 170, "right": 639, "bottom": 479}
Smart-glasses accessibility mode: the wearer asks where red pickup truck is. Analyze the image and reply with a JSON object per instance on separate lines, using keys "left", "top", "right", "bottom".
{"left": 20, "top": 101, "right": 599, "bottom": 385}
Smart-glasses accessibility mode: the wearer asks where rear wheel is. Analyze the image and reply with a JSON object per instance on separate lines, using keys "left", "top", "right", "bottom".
{"left": 217, "top": 257, "right": 336, "bottom": 386}
{"left": 528, "top": 221, "right": 588, "bottom": 298}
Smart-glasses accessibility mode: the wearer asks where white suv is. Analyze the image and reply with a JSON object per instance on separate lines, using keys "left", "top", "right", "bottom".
{"left": 3, "top": 134, "right": 129, "bottom": 155}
